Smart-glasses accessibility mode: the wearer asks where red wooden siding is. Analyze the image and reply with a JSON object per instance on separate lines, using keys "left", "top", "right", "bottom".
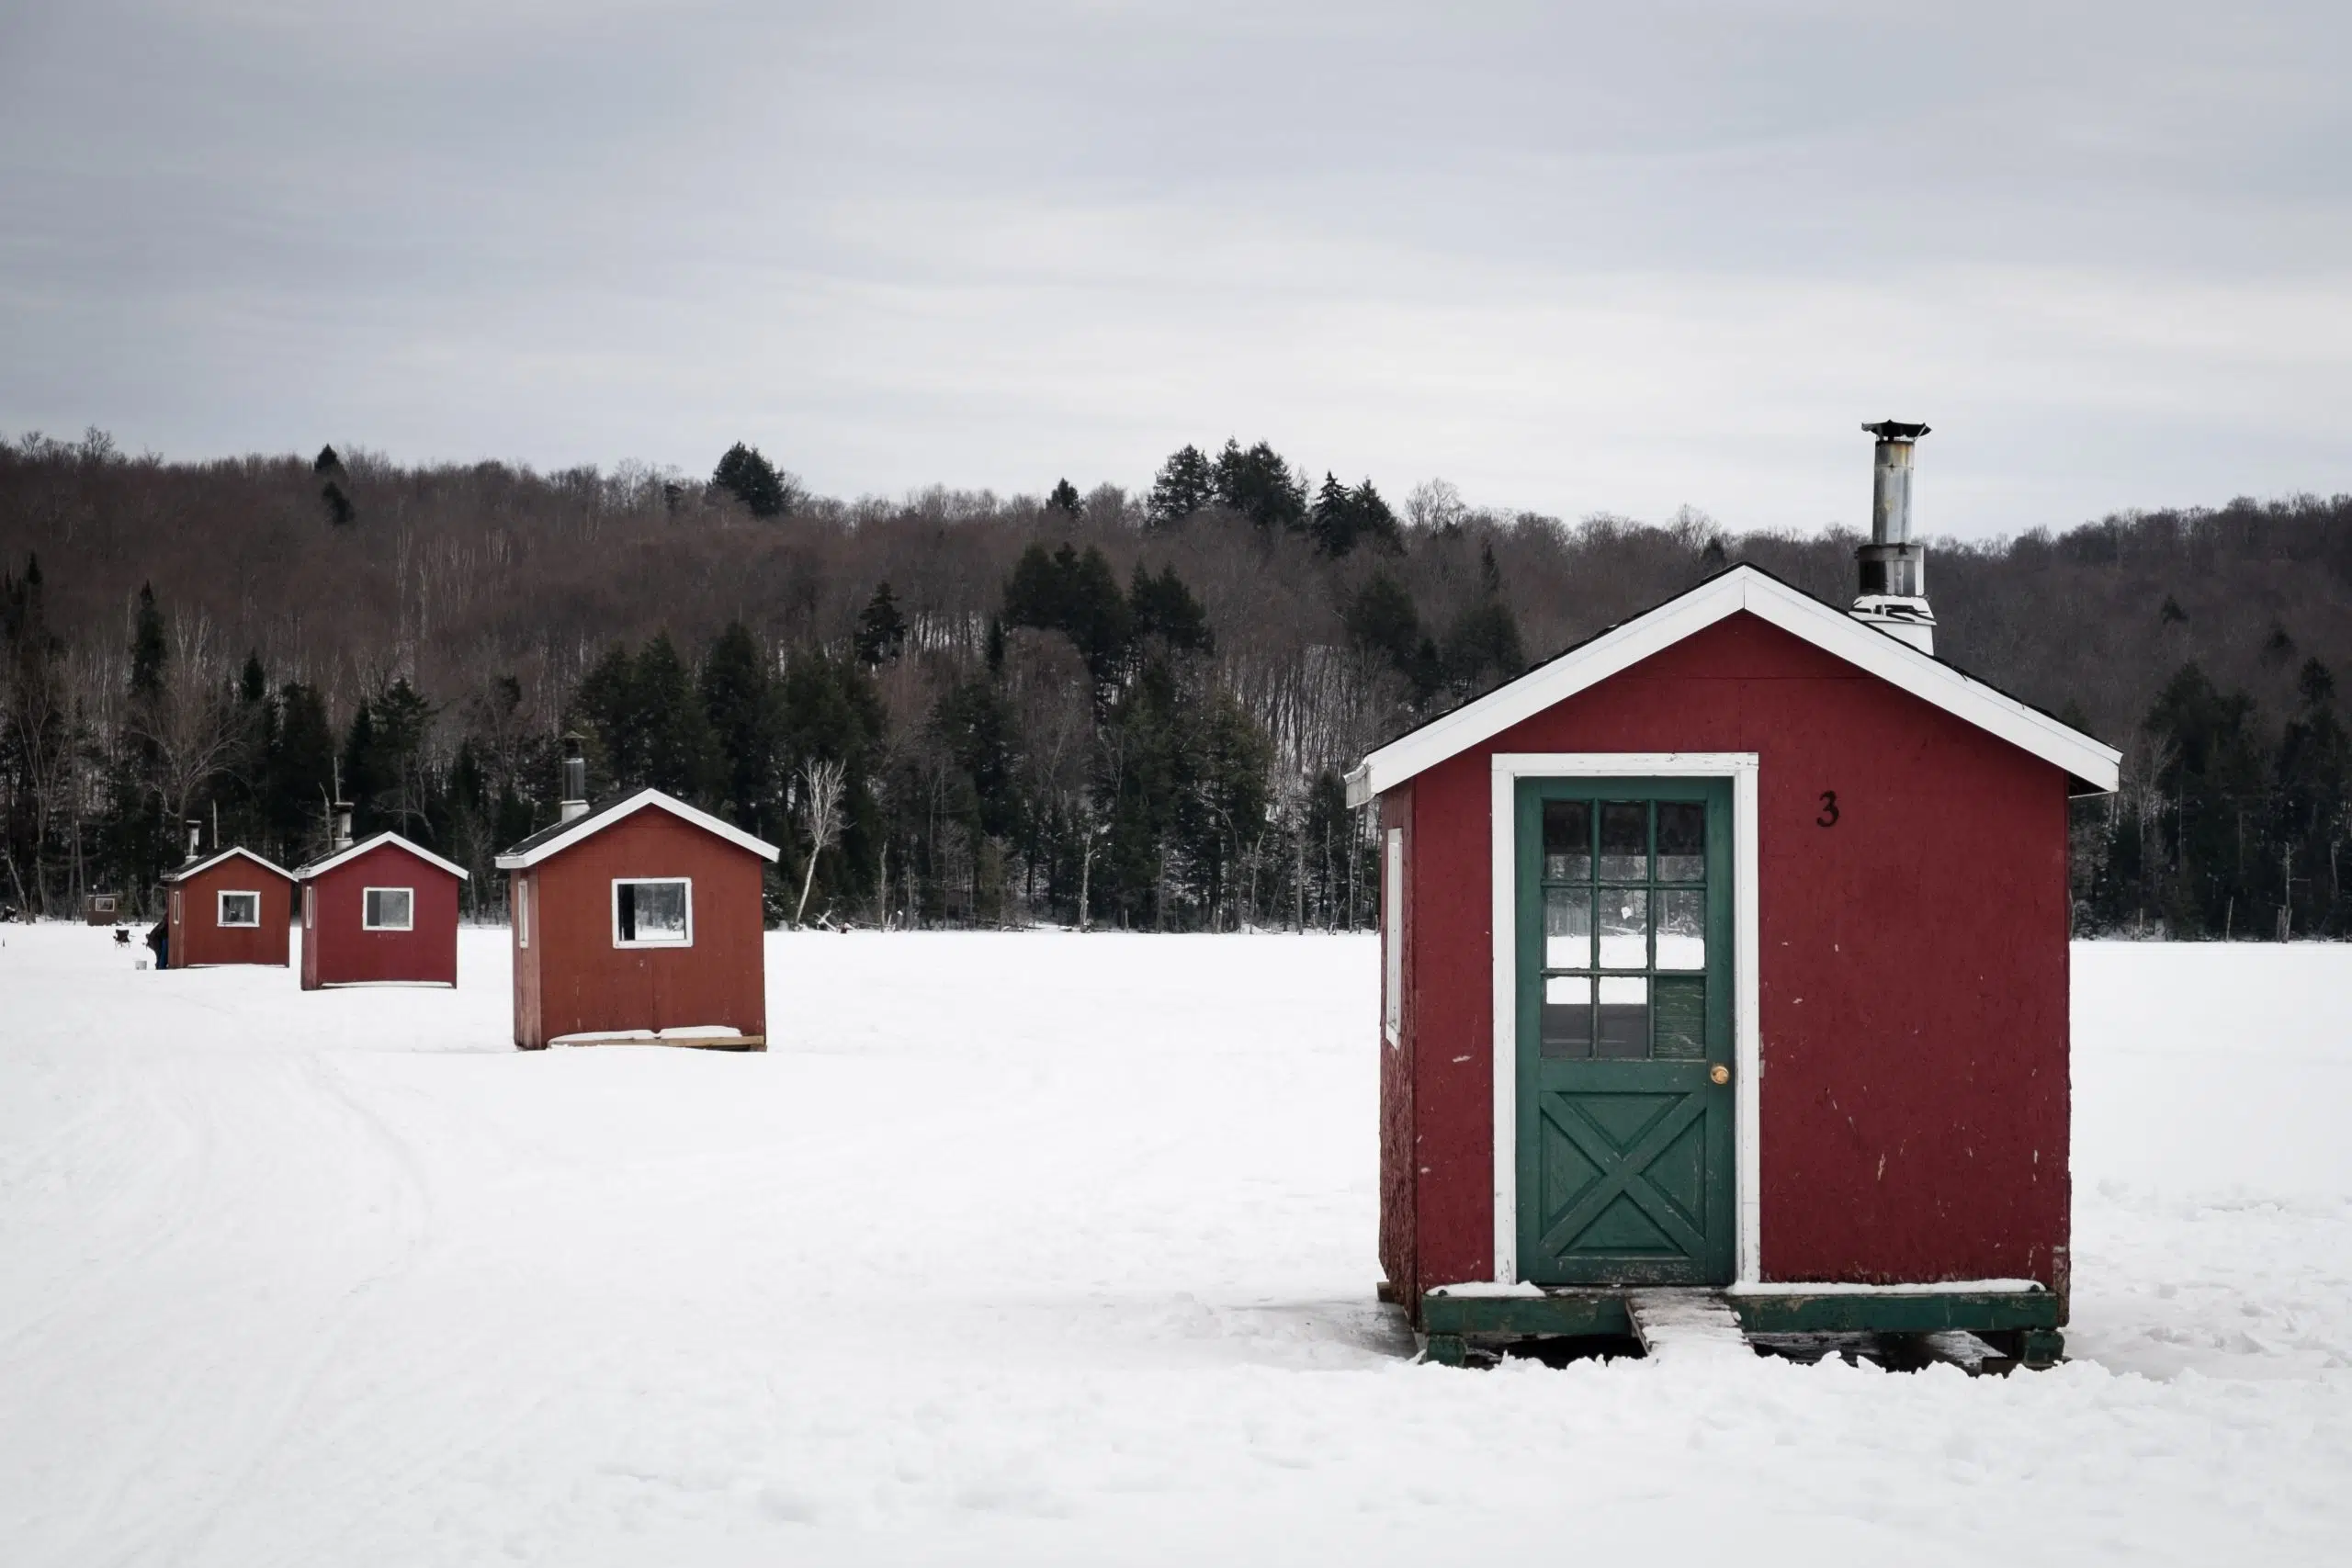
{"left": 1389, "top": 610, "right": 2071, "bottom": 1302}
{"left": 300, "top": 841, "right": 462, "bottom": 989}
{"left": 167, "top": 860, "right": 293, "bottom": 968}
{"left": 509, "top": 809, "right": 767, "bottom": 1049}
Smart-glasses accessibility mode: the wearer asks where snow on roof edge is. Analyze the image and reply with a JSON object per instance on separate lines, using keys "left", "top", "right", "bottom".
{"left": 294, "top": 831, "right": 471, "bottom": 883}
{"left": 492, "top": 788, "right": 781, "bottom": 869}
{"left": 160, "top": 845, "right": 297, "bottom": 885}
{"left": 1350, "top": 566, "right": 2121, "bottom": 806}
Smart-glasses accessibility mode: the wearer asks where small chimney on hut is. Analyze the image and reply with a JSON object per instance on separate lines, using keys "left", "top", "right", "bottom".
{"left": 1851, "top": 420, "right": 1936, "bottom": 655}
{"left": 184, "top": 818, "right": 202, "bottom": 863}
{"left": 560, "top": 733, "right": 589, "bottom": 822}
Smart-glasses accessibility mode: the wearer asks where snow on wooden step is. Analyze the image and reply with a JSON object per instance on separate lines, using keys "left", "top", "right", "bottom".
{"left": 1627, "top": 1291, "right": 1752, "bottom": 1360}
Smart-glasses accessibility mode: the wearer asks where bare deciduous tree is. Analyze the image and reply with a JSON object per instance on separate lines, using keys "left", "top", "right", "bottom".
{"left": 792, "top": 756, "right": 847, "bottom": 928}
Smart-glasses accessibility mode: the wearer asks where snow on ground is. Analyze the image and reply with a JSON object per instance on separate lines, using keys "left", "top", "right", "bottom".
{"left": 2, "top": 927, "right": 2348, "bottom": 1566}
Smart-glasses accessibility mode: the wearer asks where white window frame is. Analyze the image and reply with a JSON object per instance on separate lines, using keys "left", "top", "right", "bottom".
{"left": 1488, "top": 752, "right": 1761, "bottom": 1288}
{"left": 514, "top": 876, "right": 529, "bottom": 949}
{"left": 217, "top": 888, "right": 263, "bottom": 928}
{"left": 611, "top": 876, "right": 694, "bottom": 949}
{"left": 303, "top": 886, "right": 315, "bottom": 929}
{"left": 361, "top": 886, "right": 415, "bottom": 931}
{"left": 1382, "top": 827, "right": 1404, "bottom": 1046}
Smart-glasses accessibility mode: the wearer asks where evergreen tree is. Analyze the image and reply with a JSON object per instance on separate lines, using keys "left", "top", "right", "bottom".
{"left": 1147, "top": 445, "right": 1215, "bottom": 527}
{"left": 322, "top": 480, "right": 356, "bottom": 526}
{"left": 130, "top": 583, "right": 165, "bottom": 704}
{"left": 854, "top": 581, "right": 908, "bottom": 665}
{"left": 634, "top": 634, "right": 718, "bottom": 803}
{"left": 1212, "top": 439, "right": 1306, "bottom": 532}
{"left": 1442, "top": 598, "right": 1527, "bottom": 694}
{"left": 1342, "top": 571, "right": 1422, "bottom": 671}
{"left": 313, "top": 445, "right": 343, "bottom": 475}
{"left": 267, "top": 682, "right": 335, "bottom": 852}
{"left": 700, "top": 621, "right": 781, "bottom": 834}
{"left": 1048, "top": 479, "right": 1082, "bottom": 515}
{"left": 574, "top": 643, "right": 643, "bottom": 792}
{"left": 1307, "top": 473, "right": 1356, "bottom": 556}
{"left": 1003, "top": 542, "right": 1132, "bottom": 684}
{"left": 1129, "top": 563, "right": 1211, "bottom": 654}
{"left": 712, "top": 442, "right": 790, "bottom": 517}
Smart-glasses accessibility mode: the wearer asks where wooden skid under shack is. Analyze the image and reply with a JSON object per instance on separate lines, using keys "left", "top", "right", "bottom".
{"left": 1409, "top": 1283, "right": 2065, "bottom": 1371}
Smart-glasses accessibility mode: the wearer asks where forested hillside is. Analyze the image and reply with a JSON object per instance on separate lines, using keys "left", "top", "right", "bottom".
{"left": 3, "top": 429, "right": 2348, "bottom": 938}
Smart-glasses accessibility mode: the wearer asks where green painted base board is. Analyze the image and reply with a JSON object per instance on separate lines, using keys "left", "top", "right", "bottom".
{"left": 1419, "top": 1287, "right": 2058, "bottom": 1343}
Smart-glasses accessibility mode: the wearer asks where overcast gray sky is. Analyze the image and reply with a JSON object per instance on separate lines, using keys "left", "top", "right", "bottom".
{"left": 4, "top": 2, "right": 2348, "bottom": 535}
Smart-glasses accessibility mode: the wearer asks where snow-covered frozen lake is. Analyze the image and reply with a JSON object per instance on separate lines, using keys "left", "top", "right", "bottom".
{"left": 3, "top": 926, "right": 2348, "bottom": 1566}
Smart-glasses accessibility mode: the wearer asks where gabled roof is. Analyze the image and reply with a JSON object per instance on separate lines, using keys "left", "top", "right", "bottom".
{"left": 492, "top": 786, "right": 781, "bottom": 870}
{"left": 1347, "top": 564, "right": 2121, "bottom": 806}
{"left": 295, "top": 830, "right": 471, "bottom": 883}
{"left": 161, "top": 845, "right": 296, "bottom": 885}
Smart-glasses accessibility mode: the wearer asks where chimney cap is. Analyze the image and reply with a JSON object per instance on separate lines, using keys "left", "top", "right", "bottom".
{"left": 1862, "top": 420, "right": 1931, "bottom": 442}
{"left": 562, "top": 730, "right": 585, "bottom": 760}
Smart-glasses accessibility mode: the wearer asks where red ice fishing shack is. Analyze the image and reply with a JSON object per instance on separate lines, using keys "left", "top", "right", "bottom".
{"left": 160, "top": 840, "right": 296, "bottom": 969}
{"left": 295, "top": 808, "right": 470, "bottom": 989}
{"left": 1363, "top": 425, "right": 2120, "bottom": 1367}
{"left": 495, "top": 743, "right": 779, "bottom": 1051}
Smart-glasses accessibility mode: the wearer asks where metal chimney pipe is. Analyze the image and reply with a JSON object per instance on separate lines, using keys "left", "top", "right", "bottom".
{"left": 332, "top": 802, "right": 354, "bottom": 852}
{"left": 184, "top": 819, "right": 201, "bottom": 863}
{"left": 560, "top": 733, "right": 589, "bottom": 822}
{"left": 1851, "top": 420, "right": 1936, "bottom": 654}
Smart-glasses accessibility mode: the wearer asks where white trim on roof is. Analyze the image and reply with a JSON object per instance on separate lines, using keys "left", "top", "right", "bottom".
{"left": 161, "top": 846, "right": 295, "bottom": 884}
{"left": 1347, "top": 567, "right": 2120, "bottom": 807}
{"left": 493, "top": 789, "right": 781, "bottom": 870}
{"left": 297, "top": 831, "right": 471, "bottom": 883}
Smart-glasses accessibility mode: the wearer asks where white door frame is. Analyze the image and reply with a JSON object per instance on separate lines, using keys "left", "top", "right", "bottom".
{"left": 1488, "top": 752, "right": 1762, "bottom": 1286}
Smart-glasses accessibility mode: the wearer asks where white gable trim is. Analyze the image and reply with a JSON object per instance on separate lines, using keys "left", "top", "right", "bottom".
{"left": 298, "top": 831, "right": 471, "bottom": 883}
{"left": 162, "top": 846, "right": 295, "bottom": 884}
{"left": 493, "top": 790, "right": 781, "bottom": 870}
{"left": 1348, "top": 567, "right": 2120, "bottom": 807}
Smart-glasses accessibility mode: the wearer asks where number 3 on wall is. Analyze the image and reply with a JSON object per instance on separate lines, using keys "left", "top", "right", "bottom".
{"left": 1817, "top": 790, "right": 1839, "bottom": 828}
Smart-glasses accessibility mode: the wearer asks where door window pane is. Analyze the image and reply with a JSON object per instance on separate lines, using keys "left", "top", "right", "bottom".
{"left": 1542, "top": 800, "right": 1591, "bottom": 882}
{"left": 1596, "top": 976, "right": 1648, "bottom": 1058}
{"left": 1599, "top": 802, "right": 1647, "bottom": 881}
{"left": 1657, "top": 802, "right": 1706, "bottom": 882}
{"left": 1540, "top": 976, "right": 1592, "bottom": 1058}
{"left": 1544, "top": 887, "right": 1592, "bottom": 970}
{"left": 1598, "top": 888, "right": 1648, "bottom": 968}
{"left": 1656, "top": 889, "right": 1705, "bottom": 970}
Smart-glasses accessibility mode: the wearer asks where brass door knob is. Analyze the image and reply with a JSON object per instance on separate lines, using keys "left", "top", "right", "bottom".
{"left": 1709, "top": 1064, "right": 1730, "bottom": 1086}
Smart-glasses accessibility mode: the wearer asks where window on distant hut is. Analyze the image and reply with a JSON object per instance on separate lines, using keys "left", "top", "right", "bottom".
{"left": 363, "top": 887, "right": 414, "bottom": 931}
{"left": 219, "top": 890, "right": 261, "bottom": 928}
{"left": 613, "top": 878, "right": 692, "bottom": 947}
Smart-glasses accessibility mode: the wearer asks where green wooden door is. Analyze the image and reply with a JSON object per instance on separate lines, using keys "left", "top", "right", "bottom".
{"left": 1515, "top": 779, "right": 1735, "bottom": 1285}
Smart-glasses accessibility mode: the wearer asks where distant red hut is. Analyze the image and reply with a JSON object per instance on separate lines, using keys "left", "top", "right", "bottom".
{"left": 1362, "top": 426, "right": 2122, "bottom": 1368}
{"left": 494, "top": 772, "right": 779, "bottom": 1051}
{"left": 296, "top": 831, "right": 470, "bottom": 989}
{"left": 161, "top": 847, "right": 295, "bottom": 969}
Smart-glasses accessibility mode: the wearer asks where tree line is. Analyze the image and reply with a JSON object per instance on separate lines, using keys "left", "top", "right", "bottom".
{"left": 2, "top": 427, "right": 2349, "bottom": 937}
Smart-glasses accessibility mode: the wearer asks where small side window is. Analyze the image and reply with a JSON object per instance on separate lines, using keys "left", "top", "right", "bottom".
{"left": 219, "top": 890, "right": 261, "bottom": 928}
{"left": 1383, "top": 828, "right": 1404, "bottom": 1045}
{"left": 302, "top": 886, "right": 314, "bottom": 930}
{"left": 515, "top": 877, "right": 529, "bottom": 949}
{"left": 362, "top": 887, "right": 414, "bottom": 931}
{"left": 613, "top": 878, "right": 692, "bottom": 947}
